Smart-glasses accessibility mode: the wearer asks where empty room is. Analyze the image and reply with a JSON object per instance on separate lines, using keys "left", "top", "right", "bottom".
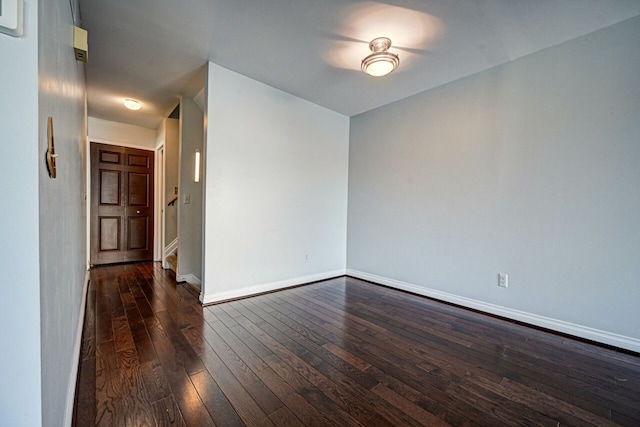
{"left": 1, "top": 1, "right": 639, "bottom": 426}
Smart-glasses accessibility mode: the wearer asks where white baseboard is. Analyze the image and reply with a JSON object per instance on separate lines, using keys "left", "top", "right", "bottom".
{"left": 346, "top": 269, "right": 640, "bottom": 353}
{"left": 162, "top": 238, "right": 178, "bottom": 269}
{"left": 64, "top": 270, "right": 90, "bottom": 427}
{"left": 200, "top": 269, "right": 346, "bottom": 305}
{"left": 177, "top": 273, "right": 201, "bottom": 286}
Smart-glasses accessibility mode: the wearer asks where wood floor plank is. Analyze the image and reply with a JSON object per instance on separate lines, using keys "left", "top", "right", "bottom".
{"left": 236, "top": 311, "right": 378, "bottom": 422}
{"left": 181, "top": 324, "right": 213, "bottom": 355}
{"left": 231, "top": 302, "right": 373, "bottom": 426}
{"left": 463, "top": 373, "right": 603, "bottom": 426}
{"left": 116, "top": 347, "right": 155, "bottom": 426}
{"left": 256, "top": 294, "right": 383, "bottom": 387}
{"left": 81, "top": 286, "right": 97, "bottom": 361}
{"left": 262, "top": 353, "right": 368, "bottom": 426}
{"left": 140, "top": 358, "right": 172, "bottom": 403}
{"left": 151, "top": 395, "right": 187, "bottom": 427}
{"left": 130, "top": 281, "right": 157, "bottom": 320}
{"left": 190, "top": 369, "right": 245, "bottom": 427}
{"left": 372, "top": 383, "right": 450, "bottom": 427}
{"left": 112, "top": 315, "right": 135, "bottom": 352}
{"left": 267, "top": 405, "right": 305, "bottom": 426}
{"left": 75, "top": 263, "right": 640, "bottom": 427}
{"left": 96, "top": 339, "right": 118, "bottom": 376}
{"left": 199, "top": 348, "right": 275, "bottom": 427}
{"left": 95, "top": 282, "right": 113, "bottom": 344}
{"left": 370, "top": 365, "right": 486, "bottom": 427}
{"left": 251, "top": 363, "right": 340, "bottom": 427}
{"left": 203, "top": 318, "right": 266, "bottom": 381}
{"left": 322, "top": 342, "right": 372, "bottom": 371}
{"left": 107, "top": 269, "right": 126, "bottom": 320}
{"left": 73, "top": 346, "right": 96, "bottom": 427}
{"left": 260, "top": 286, "right": 592, "bottom": 421}
{"left": 95, "top": 374, "right": 124, "bottom": 427}
{"left": 244, "top": 379, "right": 284, "bottom": 415}
{"left": 144, "top": 313, "right": 169, "bottom": 343}
{"left": 155, "top": 310, "right": 205, "bottom": 376}
{"left": 153, "top": 337, "right": 216, "bottom": 427}
{"left": 127, "top": 312, "right": 158, "bottom": 364}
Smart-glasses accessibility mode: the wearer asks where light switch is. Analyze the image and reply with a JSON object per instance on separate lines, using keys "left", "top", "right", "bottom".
{"left": 183, "top": 194, "right": 190, "bottom": 204}
{"left": 0, "top": 0, "right": 23, "bottom": 37}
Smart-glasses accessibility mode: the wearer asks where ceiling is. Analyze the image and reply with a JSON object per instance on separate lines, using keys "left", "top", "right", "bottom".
{"left": 79, "top": 0, "right": 640, "bottom": 130}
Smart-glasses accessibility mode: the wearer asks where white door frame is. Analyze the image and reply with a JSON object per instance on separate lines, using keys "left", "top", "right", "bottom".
{"left": 154, "top": 145, "right": 165, "bottom": 261}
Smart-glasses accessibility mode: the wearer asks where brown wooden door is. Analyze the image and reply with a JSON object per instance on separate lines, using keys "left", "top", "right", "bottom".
{"left": 90, "top": 143, "right": 154, "bottom": 265}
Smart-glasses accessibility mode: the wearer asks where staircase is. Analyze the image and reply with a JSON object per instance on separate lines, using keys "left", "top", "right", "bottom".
{"left": 166, "top": 250, "right": 178, "bottom": 273}
{"left": 163, "top": 238, "right": 179, "bottom": 273}
{"left": 165, "top": 250, "right": 199, "bottom": 297}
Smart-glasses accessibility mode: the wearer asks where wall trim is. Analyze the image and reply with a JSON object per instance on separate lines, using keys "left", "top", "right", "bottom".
{"left": 63, "top": 270, "right": 90, "bottom": 427}
{"left": 88, "top": 137, "right": 155, "bottom": 152}
{"left": 200, "top": 269, "right": 346, "bottom": 305}
{"left": 346, "top": 269, "right": 640, "bottom": 353}
{"left": 154, "top": 145, "right": 164, "bottom": 261}
{"left": 177, "top": 273, "right": 201, "bottom": 286}
{"left": 162, "top": 238, "right": 178, "bottom": 269}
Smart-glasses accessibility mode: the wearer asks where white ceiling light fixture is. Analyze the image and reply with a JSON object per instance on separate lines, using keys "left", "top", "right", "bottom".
{"left": 361, "top": 37, "right": 399, "bottom": 77}
{"left": 123, "top": 98, "right": 141, "bottom": 110}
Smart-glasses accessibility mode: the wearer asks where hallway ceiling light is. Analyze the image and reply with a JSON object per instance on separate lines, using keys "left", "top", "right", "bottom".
{"left": 123, "top": 98, "right": 141, "bottom": 110}
{"left": 361, "top": 37, "right": 399, "bottom": 77}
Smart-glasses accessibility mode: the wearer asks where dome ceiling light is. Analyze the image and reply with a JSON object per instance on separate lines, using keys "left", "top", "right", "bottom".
{"left": 361, "top": 37, "right": 399, "bottom": 77}
{"left": 123, "top": 98, "right": 141, "bottom": 110}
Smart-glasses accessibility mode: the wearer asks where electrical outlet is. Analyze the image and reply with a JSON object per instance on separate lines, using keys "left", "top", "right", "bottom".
{"left": 498, "top": 273, "right": 508, "bottom": 288}
{"left": 305, "top": 254, "right": 309, "bottom": 263}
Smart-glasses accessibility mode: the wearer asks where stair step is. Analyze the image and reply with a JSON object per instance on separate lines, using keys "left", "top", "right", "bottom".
{"left": 166, "top": 254, "right": 178, "bottom": 273}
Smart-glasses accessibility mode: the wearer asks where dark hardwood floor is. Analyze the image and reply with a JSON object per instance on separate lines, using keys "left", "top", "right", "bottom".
{"left": 73, "top": 262, "right": 640, "bottom": 426}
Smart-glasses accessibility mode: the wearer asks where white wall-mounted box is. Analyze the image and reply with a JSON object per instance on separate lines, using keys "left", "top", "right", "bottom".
{"left": 0, "top": 0, "right": 23, "bottom": 37}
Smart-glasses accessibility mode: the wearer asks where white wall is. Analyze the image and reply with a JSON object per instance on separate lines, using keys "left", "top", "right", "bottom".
{"left": 88, "top": 116, "right": 156, "bottom": 149}
{"left": 347, "top": 16, "right": 640, "bottom": 351}
{"left": 38, "top": 1, "right": 88, "bottom": 425}
{"left": 0, "top": 0, "right": 87, "bottom": 426}
{"left": 177, "top": 97, "right": 204, "bottom": 282}
{"left": 0, "top": 1, "right": 42, "bottom": 426}
{"left": 202, "top": 63, "right": 349, "bottom": 303}
{"left": 162, "top": 118, "right": 180, "bottom": 245}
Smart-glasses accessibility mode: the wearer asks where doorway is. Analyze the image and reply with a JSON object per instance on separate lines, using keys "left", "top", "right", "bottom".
{"left": 90, "top": 142, "right": 154, "bottom": 265}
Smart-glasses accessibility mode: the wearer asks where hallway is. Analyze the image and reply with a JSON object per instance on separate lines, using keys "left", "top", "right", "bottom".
{"left": 74, "top": 263, "right": 640, "bottom": 426}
